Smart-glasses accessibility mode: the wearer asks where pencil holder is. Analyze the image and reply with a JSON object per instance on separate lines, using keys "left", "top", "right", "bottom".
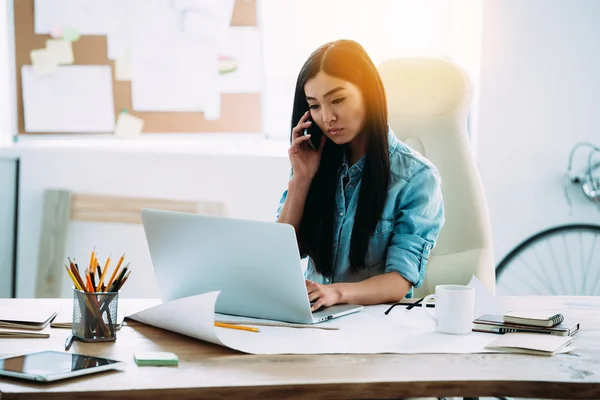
{"left": 72, "top": 288, "right": 119, "bottom": 342}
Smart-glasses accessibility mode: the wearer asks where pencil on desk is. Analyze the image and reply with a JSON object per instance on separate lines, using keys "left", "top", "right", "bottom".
{"left": 106, "top": 255, "right": 126, "bottom": 290}
{"left": 214, "top": 322, "right": 260, "bottom": 333}
{"left": 96, "top": 254, "right": 111, "bottom": 291}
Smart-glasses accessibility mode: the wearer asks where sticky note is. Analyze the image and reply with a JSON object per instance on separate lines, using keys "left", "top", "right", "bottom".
{"left": 29, "top": 49, "right": 58, "bottom": 75}
{"left": 114, "top": 112, "right": 144, "bottom": 138}
{"left": 49, "top": 25, "right": 63, "bottom": 39}
{"left": 46, "top": 39, "right": 74, "bottom": 65}
{"left": 114, "top": 50, "right": 132, "bottom": 81}
{"left": 134, "top": 352, "right": 178, "bottom": 366}
{"left": 62, "top": 27, "right": 81, "bottom": 42}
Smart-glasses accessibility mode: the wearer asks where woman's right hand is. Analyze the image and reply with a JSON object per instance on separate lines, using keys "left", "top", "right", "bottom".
{"left": 288, "top": 111, "right": 326, "bottom": 184}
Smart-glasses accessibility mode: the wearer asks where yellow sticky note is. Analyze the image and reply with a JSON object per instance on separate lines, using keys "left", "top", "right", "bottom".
{"left": 29, "top": 48, "right": 58, "bottom": 75}
{"left": 115, "top": 51, "right": 132, "bottom": 81}
{"left": 46, "top": 39, "right": 74, "bottom": 65}
{"left": 114, "top": 112, "right": 144, "bottom": 138}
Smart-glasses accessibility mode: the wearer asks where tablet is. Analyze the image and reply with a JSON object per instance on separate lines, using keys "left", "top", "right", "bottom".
{"left": 0, "top": 350, "right": 124, "bottom": 382}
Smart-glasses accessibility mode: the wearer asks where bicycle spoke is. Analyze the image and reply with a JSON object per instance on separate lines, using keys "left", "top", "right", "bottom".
{"left": 561, "top": 233, "right": 577, "bottom": 294}
{"left": 497, "top": 225, "right": 600, "bottom": 296}
{"left": 579, "top": 232, "right": 585, "bottom": 294}
{"left": 547, "top": 240, "right": 568, "bottom": 295}
{"left": 532, "top": 246, "right": 556, "bottom": 295}
{"left": 583, "top": 233, "right": 598, "bottom": 295}
{"left": 588, "top": 233, "right": 600, "bottom": 295}
{"left": 520, "top": 253, "right": 552, "bottom": 294}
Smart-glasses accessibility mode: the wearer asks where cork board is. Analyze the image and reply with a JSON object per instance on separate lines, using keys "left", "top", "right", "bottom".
{"left": 14, "top": 0, "right": 261, "bottom": 134}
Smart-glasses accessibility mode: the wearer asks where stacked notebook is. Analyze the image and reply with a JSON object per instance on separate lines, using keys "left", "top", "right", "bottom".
{"left": 474, "top": 312, "right": 579, "bottom": 337}
{"left": 0, "top": 304, "right": 58, "bottom": 338}
{"left": 476, "top": 311, "right": 579, "bottom": 356}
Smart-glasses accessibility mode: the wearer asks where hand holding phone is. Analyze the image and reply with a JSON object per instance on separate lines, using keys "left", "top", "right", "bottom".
{"left": 288, "top": 111, "right": 326, "bottom": 183}
{"left": 303, "top": 117, "right": 323, "bottom": 151}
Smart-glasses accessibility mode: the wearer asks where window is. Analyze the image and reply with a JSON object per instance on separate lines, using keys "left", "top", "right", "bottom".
{"left": 258, "top": 0, "right": 482, "bottom": 141}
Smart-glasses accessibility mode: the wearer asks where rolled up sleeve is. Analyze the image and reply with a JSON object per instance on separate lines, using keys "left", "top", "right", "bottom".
{"left": 385, "top": 166, "right": 445, "bottom": 288}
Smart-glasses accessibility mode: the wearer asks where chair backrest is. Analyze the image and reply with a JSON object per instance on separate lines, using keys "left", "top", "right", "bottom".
{"left": 378, "top": 57, "right": 495, "bottom": 296}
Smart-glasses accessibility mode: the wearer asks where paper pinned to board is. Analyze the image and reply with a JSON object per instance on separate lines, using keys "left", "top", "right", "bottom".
{"left": 34, "top": 0, "right": 109, "bottom": 35}
{"left": 29, "top": 49, "right": 58, "bottom": 75}
{"left": 177, "top": 0, "right": 235, "bottom": 44}
{"left": 114, "top": 112, "right": 144, "bottom": 138}
{"left": 467, "top": 275, "right": 506, "bottom": 319}
{"left": 106, "top": 0, "right": 139, "bottom": 60}
{"left": 45, "top": 39, "right": 74, "bottom": 64}
{"left": 114, "top": 49, "right": 132, "bottom": 81}
{"left": 131, "top": 32, "right": 219, "bottom": 112}
{"left": 218, "top": 27, "right": 263, "bottom": 93}
{"left": 130, "top": 1, "right": 220, "bottom": 112}
{"left": 21, "top": 65, "right": 115, "bottom": 132}
{"left": 127, "top": 291, "right": 500, "bottom": 355}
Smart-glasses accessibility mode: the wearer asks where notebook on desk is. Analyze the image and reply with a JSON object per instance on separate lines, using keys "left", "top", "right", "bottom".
{"left": 0, "top": 326, "right": 50, "bottom": 339}
{"left": 474, "top": 314, "right": 579, "bottom": 336}
{"left": 0, "top": 304, "right": 57, "bottom": 330}
{"left": 485, "top": 332, "right": 573, "bottom": 356}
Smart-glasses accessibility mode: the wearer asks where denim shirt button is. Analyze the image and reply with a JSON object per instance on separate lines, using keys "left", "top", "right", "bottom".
{"left": 339, "top": 212, "right": 344, "bottom": 217}
{"left": 325, "top": 277, "right": 330, "bottom": 283}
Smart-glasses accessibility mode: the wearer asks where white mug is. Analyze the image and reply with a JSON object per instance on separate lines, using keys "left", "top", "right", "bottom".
{"left": 422, "top": 285, "right": 474, "bottom": 334}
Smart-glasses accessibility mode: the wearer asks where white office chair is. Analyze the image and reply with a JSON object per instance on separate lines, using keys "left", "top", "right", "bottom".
{"left": 378, "top": 57, "right": 496, "bottom": 298}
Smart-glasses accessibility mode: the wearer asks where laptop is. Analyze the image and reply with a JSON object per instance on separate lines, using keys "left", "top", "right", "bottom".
{"left": 140, "top": 208, "right": 363, "bottom": 324}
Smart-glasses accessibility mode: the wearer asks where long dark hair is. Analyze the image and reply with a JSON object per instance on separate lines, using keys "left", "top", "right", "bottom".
{"left": 291, "top": 39, "right": 390, "bottom": 278}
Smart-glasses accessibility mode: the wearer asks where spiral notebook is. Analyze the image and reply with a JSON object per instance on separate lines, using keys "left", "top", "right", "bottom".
{"left": 503, "top": 311, "right": 564, "bottom": 327}
{"left": 473, "top": 314, "right": 579, "bottom": 336}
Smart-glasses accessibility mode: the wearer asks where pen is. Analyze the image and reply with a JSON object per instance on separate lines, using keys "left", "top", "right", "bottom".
{"left": 214, "top": 322, "right": 260, "bottom": 333}
{"left": 65, "top": 334, "right": 74, "bottom": 351}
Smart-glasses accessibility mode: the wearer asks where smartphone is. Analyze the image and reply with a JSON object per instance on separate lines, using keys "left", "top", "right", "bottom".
{"left": 303, "top": 117, "right": 323, "bottom": 150}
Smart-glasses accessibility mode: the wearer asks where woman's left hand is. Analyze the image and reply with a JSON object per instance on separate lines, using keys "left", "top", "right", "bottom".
{"left": 306, "top": 280, "right": 342, "bottom": 311}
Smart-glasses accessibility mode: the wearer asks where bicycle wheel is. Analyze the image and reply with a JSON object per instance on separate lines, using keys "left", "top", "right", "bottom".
{"left": 495, "top": 224, "right": 600, "bottom": 296}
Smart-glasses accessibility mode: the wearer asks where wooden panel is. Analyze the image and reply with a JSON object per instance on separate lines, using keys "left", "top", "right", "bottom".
{"left": 69, "top": 194, "right": 221, "bottom": 224}
{"left": 0, "top": 296, "right": 600, "bottom": 399}
{"left": 35, "top": 189, "right": 71, "bottom": 298}
{"left": 14, "top": 0, "right": 261, "bottom": 134}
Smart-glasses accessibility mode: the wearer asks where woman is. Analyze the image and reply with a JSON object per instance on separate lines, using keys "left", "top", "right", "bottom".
{"left": 276, "top": 40, "right": 444, "bottom": 312}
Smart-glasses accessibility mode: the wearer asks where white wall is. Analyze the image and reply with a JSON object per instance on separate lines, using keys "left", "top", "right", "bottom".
{"left": 7, "top": 146, "right": 290, "bottom": 299}
{"left": 477, "top": 1, "right": 600, "bottom": 268}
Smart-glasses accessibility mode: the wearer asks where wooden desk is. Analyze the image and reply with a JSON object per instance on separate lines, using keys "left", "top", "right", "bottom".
{"left": 1, "top": 296, "right": 599, "bottom": 399}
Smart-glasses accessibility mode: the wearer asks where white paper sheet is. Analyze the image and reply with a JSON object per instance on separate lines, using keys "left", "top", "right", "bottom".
{"left": 177, "top": 0, "right": 235, "bottom": 44}
{"left": 467, "top": 275, "right": 506, "bottom": 318}
{"left": 131, "top": 34, "right": 219, "bottom": 112}
{"left": 218, "top": 27, "right": 263, "bottom": 93}
{"left": 34, "top": 0, "right": 109, "bottom": 35}
{"left": 106, "top": 0, "right": 139, "bottom": 60}
{"left": 128, "top": 291, "right": 500, "bottom": 355}
{"left": 21, "top": 66, "right": 115, "bottom": 132}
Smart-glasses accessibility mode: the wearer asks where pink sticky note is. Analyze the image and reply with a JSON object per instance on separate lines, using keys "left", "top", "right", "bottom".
{"left": 49, "top": 26, "right": 63, "bottom": 39}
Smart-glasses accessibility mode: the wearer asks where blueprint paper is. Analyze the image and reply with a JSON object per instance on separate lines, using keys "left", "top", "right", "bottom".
{"left": 128, "top": 290, "right": 500, "bottom": 355}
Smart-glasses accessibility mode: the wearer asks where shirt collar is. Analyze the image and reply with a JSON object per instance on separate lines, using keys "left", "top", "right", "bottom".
{"left": 340, "top": 125, "right": 397, "bottom": 174}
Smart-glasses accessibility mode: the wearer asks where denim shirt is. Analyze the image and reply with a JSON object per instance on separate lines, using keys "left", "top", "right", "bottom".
{"left": 277, "top": 128, "right": 444, "bottom": 296}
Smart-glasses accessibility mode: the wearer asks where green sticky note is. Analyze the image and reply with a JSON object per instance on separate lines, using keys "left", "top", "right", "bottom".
{"left": 134, "top": 351, "right": 178, "bottom": 366}
{"left": 62, "top": 27, "right": 81, "bottom": 42}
